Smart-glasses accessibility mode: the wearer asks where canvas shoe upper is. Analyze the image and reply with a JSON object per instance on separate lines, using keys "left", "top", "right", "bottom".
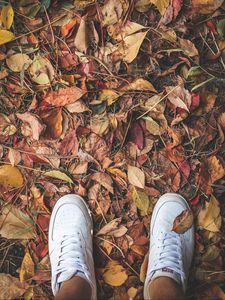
{"left": 49, "top": 194, "right": 97, "bottom": 299}
{"left": 144, "top": 193, "right": 194, "bottom": 299}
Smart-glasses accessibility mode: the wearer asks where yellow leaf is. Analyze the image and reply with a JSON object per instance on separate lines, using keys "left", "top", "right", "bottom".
{"left": 99, "top": 89, "right": 120, "bottom": 105}
{"left": 117, "top": 31, "right": 148, "bottom": 63}
{"left": 107, "top": 167, "right": 127, "bottom": 180}
{"left": 128, "top": 165, "right": 145, "bottom": 189}
{"left": 150, "top": 0, "right": 170, "bottom": 15}
{"left": 0, "top": 29, "right": 14, "bottom": 45}
{"left": 145, "top": 116, "right": 161, "bottom": 135}
{"left": 108, "top": 21, "right": 145, "bottom": 41}
{"left": 90, "top": 114, "right": 110, "bottom": 135}
{"left": 120, "top": 78, "right": 157, "bottom": 92}
{"left": 44, "top": 170, "right": 73, "bottom": 183}
{"left": 0, "top": 204, "right": 34, "bottom": 239}
{"left": 6, "top": 53, "right": 32, "bottom": 72}
{"left": 131, "top": 186, "right": 149, "bottom": 216}
{"left": 0, "top": 165, "right": 24, "bottom": 188}
{"left": 20, "top": 250, "right": 35, "bottom": 283}
{"left": 127, "top": 287, "right": 138, "bottom": 299}
{"left": 1, "top": 4, "right": 14, "bottom": 29}
{"left": 198, "top": 195, "right": 222, "bottom": 232}
{"left": 101, "top": 240, "right": 113, "bottom": 255}
{"left": 103, "top": 260, "right": 128, "bottom": 286}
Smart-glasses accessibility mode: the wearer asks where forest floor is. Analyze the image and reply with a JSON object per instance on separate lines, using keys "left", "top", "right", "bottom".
{"left": 0, "top": 0, "right": 225, "bottom": 299}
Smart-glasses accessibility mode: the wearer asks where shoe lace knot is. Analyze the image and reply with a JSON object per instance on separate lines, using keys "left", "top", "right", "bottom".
{"left": 154, "top": 231, "right": 185, "bottom": 285}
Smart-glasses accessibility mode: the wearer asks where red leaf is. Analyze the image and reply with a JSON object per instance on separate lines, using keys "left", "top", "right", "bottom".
{"left": 42, "top": 86, "right": 86, "bottom": 107}
{"left": 190, "top": 93, "right": 200, "bottom": 111}
{"left": 172, "top": 0, "right": 183, "bottom": 19}
{"left": 190, "top": 195, "right": 200, "bottom": 206}
{"left": 129, "top": 122, "right": 144, "bottom": 150}
{"left": 206, "top": 20, "right": 217, "bottom": 35}
{"left": 178, "top": 160, "right": 190, "bottom": 178}
{"left": 37, "top": 214, "right": 50, "bottom": 232}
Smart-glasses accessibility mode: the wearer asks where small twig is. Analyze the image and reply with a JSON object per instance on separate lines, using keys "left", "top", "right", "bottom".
{"left": 96, "top": 236, "right": 125, "bottom": 258}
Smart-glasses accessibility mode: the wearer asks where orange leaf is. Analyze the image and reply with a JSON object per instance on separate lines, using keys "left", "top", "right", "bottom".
{"left": 61, "top": 18, "right": 77, "bottom": 37}
{"left": 172, "top": 209, "right": 194, "bottom": 233}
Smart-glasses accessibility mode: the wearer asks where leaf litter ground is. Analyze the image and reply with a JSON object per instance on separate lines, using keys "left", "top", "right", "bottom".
{"left": 0, "top": 0, "right": 225, "bottom": 299}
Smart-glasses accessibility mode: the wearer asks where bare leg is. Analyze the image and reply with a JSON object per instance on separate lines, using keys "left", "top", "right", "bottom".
{"left": 55, "top": 276, "right": 92, "bottom": 300}
{"left": 149, "top": 277, "right": 185, "bottom": 300}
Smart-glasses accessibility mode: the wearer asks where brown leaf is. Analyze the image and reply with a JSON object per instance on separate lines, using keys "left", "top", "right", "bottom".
{"left": 97, "top": 218, "right": 122, "bottom": 236}
{"left": 84, "top": 133, "right": 111, "bottom": 163}
{"left": 39, "top": 107, "right": 63, "bottom": 139}
{"left": 91, "top": 172, "right": 114, "bottom": 194}
{"left": 179, "top": 38, "right": 199, "bottom": 57}
{"left": 16, "top": 112, "right": 45, "bottom": 140}
{"left": 166, "top": 85, "right": 191, "bottom": 111}
{"left": 140, "top": 251, "right": 149, "bottom": 282}
{"left": 8, "top": 148, "right": 21, "bottom": 166}
{"left": 191, "top": 0, "right": 224, "bottom": 14}
{"left": 172, "top": 209, "right": 194, "bottom": 233}
{"left": 0, "top": 204, "right": 34, "bottom": 239}
{"left": 194, "top": 92, "right": 217, "bottom": 115}
{"left": 43, "top": 86, "right": 86, "bottom": 107}
{"left": 0, "top": 274, "right": 28, "bottom": 299}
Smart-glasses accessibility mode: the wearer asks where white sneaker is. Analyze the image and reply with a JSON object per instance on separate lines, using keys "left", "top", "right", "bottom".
{"left": 49, "top": 194, "right": 97, "bottom": 299}
{"left": 144, "top": 193, "right": 194, "bottom": 299}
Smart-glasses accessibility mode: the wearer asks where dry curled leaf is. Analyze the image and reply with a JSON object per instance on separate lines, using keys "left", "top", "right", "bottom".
{"left": 0, "top": 274, "right": 28, "bottom": 299}
{"left": 16, "top": 112, "right": 45, "bottom": 140}
{"left": 6, "top": 53, "right": 32, "bottom": 72}
{"left": 172, "top": 209, "right": 194, "bottom": 233}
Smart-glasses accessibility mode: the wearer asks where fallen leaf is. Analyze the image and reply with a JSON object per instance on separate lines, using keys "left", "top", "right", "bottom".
{"left": 198, "top": 195, "right": 221, "bottom": 232}
{"left": 97, "top": 218, "right": 122, "bottom": 236}
{"left": 29, "top": 55, "right": 55, "bottom": 85}
{"left": 166, "top": 85, "right": 191, "bottom": 111}
{"left": 8, "top": 148, "right": 22, "bottom": 166}
{"left": 120, "top": 78, "right": 157, "bottom": 92}
{"left": 191, "top": 0, "right": 224, "bottom": 14}
{"left": 0, "top": 113, "right": 17, "bottom": 136}
{"left": 131, "top": 186, "right": 149, "bottom": 216}
{"left": 108, "top": 21, "right": 145, "bottom": 41}
{"left": 44, "top": 170, "right": 73, "bottom": 183}
{"left": 0, "top": 274, "right": 27, "bottom": 299}
{"left": 39, "top": 107, "right": 63, "bottom": 139}
{"left": 16, "top": 112, "right": 45, "bottom": 140}
{"left": 172, "top": 209, "right": 194, "bottom": 233}
{"left": 0, "top": 29, "right": 15, "bottom": 45}
{"left": 6, "top": 53, "right": 32, "bottom": 72}
{"left": 90, "top": 114, "right": 110, "bottom": 135}
{"left": 42, "top": 86, "right": 86, "bottom": 107}
{"left": 172, "top": 0, "right": 183, "bottom": 18}
{"left": 194, "top": 92, "right": 216, "bottom": 115}
{"left": 150, "top": 0, "right": 170, "bottom": 15}
{"left": 179, "top": 38, "right": 199, "bottom": 57}
{"left": 91, "top": 172, "right": 114, "bottom": 194}
{"left": 103, "top": 260, "right": 128, "bottom": 286}
{"left": 1, "top": 4, "right": 14, "bottom": 29}
{"left": 116, "top": 31, "right": 148, "bottom": 63}
{"left": 108, "top": 225, "right": 128, "bottom": 237}
{"left": 145, "top": 116, "right": 161, "bottom": 135}
{"left": 197, "top": 284, "right": 225, "bottom": 300}
{"left": 128, "top": 165, "right": 145, "bottom": 189}
{"left": 0, "top": 204, "right": 34, "bottom": 239}
{"left": 101, "top": 0, "right": 127, "bottom": 26}
{"left": 20, "top": 250, "right": 35, "bottom": 283}
{"left": 127, "top": 287, "right": 138, "bottom": 298}
{"left": 66, "top": 100, "right": 89, "bottom": 113}
{"left": 0, "top": 165, "right": 24, "bottom": 187}
{"left": 74, "top": 18, "right": 88, "bottom": 53}
{"left": 98, "top": 89, "right": 120, "bottom": 105}
{"left": 84, "top": 133, "right": 110, "bottom": 163}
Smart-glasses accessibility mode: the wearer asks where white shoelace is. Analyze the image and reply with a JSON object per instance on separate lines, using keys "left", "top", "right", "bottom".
{"left": 152, "top": 231, "right": 185, "bottom": 286}
{"left": 56, "top": 233, "right": 89, "bottom": 281}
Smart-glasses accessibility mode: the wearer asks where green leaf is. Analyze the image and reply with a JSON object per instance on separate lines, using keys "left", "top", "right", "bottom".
{"left": 217, "top": 19, "right": 225, "bottom": 38}
{"left": 44, "top": 170, "right": 73, "bottom": 183}
{"left": 131, "top": 186, "right": 149, "bottom": 216}
{"left": 186, "top": 66, "right": 203, "bottom": 78}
